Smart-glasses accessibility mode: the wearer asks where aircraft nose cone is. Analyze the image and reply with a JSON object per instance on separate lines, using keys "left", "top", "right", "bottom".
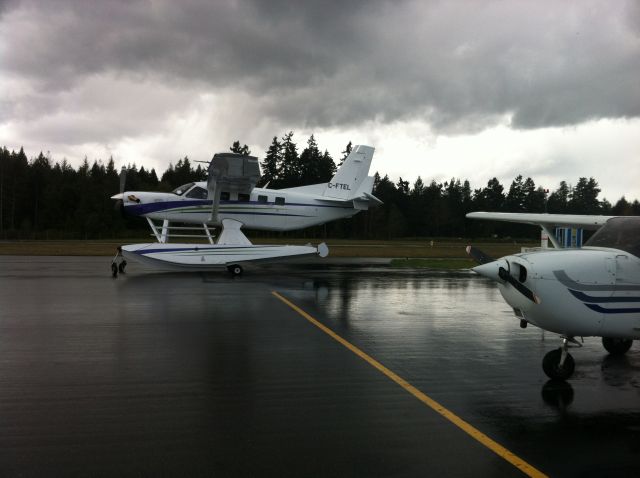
{"left": 472, "top": 260, "right": 503, "bottom": 282}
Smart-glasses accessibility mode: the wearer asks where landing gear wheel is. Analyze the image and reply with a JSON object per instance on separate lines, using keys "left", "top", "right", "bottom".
{"left": 111, "top": 263, "right": 118, "bottom": 278}
{"left": 602, "top": 337, "right": 633, "bottom": 355}
{"left": 542, "top": 348, "right": 575, "bottom": 380}
{"left": 118, "top": 260, "right": 127, "bottom": 274}
{"left": 227, "top": 264, "right": 243, "bottom": 277}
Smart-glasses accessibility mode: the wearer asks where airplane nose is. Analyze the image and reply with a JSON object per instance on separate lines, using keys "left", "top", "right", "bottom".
{"left": 472, "top": 260, "right": 504, "bottom": 282}
{"left": 111, "top": 193, "right": 124, "bottom": 200}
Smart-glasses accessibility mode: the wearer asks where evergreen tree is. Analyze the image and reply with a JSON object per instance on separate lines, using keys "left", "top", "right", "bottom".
{"left": 423, "top": 180, "right": 444, "bottom": 236}
{"left": 522, "top": 180, "right": 546, "bottom": 213}
{"left": 475, "top": 177, "right": 505, "bottom": 211}
{"left": 278, "top": 131, "right": 300, "bottom": 188}
{"left": 30, "top": 152, "right": 52, "bottom": 230}
{"left": 338, "top": 141, "right": 352, "bottom": 167}
{"left": 569, "top": 177, "right": 601, "bottom": 214}
{"left": 298, "top": 134, "right": 322, "bottom": 185}
{"left": 547, "top": 181, "right": 570, "bottom": 213}
{"left": 369, "top": 175, "right": 406, "bottom": 239}
{"left": 318, "top": 149, "right": 337, "bottom": 181}
{"left": 505, "top": 175, "right": 526, "bottom": 212}
{"left": 230, "top": 140, "right": 251, "bottom": 155}
{"left": 259, "top": 136, "right": 282, "bottom": 187}
{"left": 407, "top": 177, "right": 426, "bottom": 236}
{"left": 442, "top": 179, "right": 466, "bottom": 236}
{"left": 0, "top": 147, "right": 7, "bottom": 234}
{"left": 612, "top": 197, "right": 632, "bottom": 216}
{"left": 471, "top": 178, "right": 505, "bottom": 237}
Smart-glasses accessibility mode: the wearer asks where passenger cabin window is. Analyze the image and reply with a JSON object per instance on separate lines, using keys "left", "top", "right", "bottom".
{"left": 238, "top": 193, "right": 250, "bottom": 202}
{"left": 220, "top": 191, "right": 230, "bottom": 201}
{"left": 172, "top": 182, "right": 195, "bottom": 196}
{"left": 258, "top": 195, "right": 268, "bottom": 203}
{"left": 275, "top": 196, "right": 285, "bottom": 206}
{"left": 186, "top": 186, "right": 208, "bottom": 199}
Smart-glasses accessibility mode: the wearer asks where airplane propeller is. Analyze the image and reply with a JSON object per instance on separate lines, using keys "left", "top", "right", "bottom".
{"left": 119, "top": 166, "right": 127, "bottom": 195}
{"left": 465, "top": 245, "right": 494, "bottom": 265}
{"left": 497, "top": 261, "right": 540, "bottom": 304}
{"left": 466, "top": 246, "right": 541, "bottom": 304}
{"left": 113, "top": 166, "right": 127, "bottom": 214}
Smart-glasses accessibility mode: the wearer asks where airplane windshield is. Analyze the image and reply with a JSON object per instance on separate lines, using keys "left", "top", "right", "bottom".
{"left": 172, "top": 183, "right": 195, "bottom": 196}
{"left": 584, "top": 217, "right": 640, "bottom": 258}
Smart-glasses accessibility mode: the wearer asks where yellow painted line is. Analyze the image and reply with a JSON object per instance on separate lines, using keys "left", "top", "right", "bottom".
{"left": 272, "top": 291, "right": 548, "bottom": 478}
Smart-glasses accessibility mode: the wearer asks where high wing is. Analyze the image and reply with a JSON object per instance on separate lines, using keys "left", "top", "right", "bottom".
{"left": 466, "top": 212, "right": 615, "bottom": 230}
{"left": 206, "top": 152, "right": 260, "bottom": 223}
{"left": 466, "top": 212, "right": 618, "bottom": 248}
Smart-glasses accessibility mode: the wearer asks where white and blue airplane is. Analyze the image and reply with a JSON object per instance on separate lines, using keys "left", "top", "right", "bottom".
{"left": 111, "top": 145, "right": 381, "bottom": 276}
{"left": 467, "top": 212, "right": 640, "bottom": 380}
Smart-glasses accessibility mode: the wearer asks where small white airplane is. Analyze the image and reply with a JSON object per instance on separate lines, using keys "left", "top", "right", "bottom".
{"left": 110, "top": 145, "right": 381, "bottom": 276}
{"left": 466, "top": 212, "right": 640, "bottom": 380}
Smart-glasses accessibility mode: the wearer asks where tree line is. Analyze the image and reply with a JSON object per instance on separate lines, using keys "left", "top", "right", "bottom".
{"left": 0, "top": 133, "right": 638, "bottom": 240}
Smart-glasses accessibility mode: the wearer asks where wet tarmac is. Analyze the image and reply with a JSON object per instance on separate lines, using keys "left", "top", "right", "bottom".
{"left": 1, "top": 256, "right": 639, "bottom": 477}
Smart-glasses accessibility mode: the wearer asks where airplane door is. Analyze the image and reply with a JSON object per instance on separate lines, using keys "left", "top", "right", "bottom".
{"left": 615, "top": 254, "right": 640, "bottom": 285}
{"left": 605, "top": 254, "right": 640, "bottom": 337}
{"left": 273, "top": 195, "right": 289, "bottom": 229}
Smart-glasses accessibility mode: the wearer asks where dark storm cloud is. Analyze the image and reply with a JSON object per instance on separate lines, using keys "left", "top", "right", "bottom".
{"left": 2, "top": 0, "right": 639, "bottom": 132}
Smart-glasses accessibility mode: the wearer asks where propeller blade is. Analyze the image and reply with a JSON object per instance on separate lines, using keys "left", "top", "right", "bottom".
{"left": 119, "top": 166, "right": 127, "bottom": 194}
{"left": 498, "top": 264, "right": 541, "bottom": 304}
{"left": 465, "top": 245, "right": 494, "bottom": 265}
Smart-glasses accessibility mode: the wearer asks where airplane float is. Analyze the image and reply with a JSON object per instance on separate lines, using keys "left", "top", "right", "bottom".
{"left": 110, "top": 145, "right": 381, "bottom": 276}
{"left": 466, "top": 212, "right": 640, "bottom": 380}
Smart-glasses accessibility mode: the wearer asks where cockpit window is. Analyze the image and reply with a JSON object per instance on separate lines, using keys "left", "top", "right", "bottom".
{"left": 584, "top": 217, "right": 640, "bottom": 258}
{"left": 186, "top": 186, "right": 208, "bottom": 199}
{"left": 172, "top": 183, "right": 195, "bottom": 196}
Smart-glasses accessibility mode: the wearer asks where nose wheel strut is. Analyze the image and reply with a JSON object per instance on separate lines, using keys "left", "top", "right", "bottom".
{"left": 111, "top": 246, "right": 127, "bottom": 278}
{"left": 542, "top": 336, "right": 581, "bottom": 380}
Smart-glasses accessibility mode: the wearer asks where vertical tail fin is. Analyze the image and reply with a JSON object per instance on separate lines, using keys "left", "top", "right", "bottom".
{"left": 323, "top": 145, "right": 375, "bottom": 200}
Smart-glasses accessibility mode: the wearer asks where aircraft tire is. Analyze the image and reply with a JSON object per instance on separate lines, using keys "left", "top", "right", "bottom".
{"left": 602, "top": 337, "right": 633, "bottom": 355}
{"left": 542, "top": 348, "right": 575, "bottom": 380}
{"left": 228, "top": 264, "right": 243, "bottom": 277}
{"left": 111, "top": 263, "right": 118, "bottom": 278}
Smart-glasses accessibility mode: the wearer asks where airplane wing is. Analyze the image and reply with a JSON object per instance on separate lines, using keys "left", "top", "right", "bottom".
{"left": 466, "top": 212, "right": 615, "bottom": 230}
{"left": 207, "top": 153, "right": 260, "bottom": 222}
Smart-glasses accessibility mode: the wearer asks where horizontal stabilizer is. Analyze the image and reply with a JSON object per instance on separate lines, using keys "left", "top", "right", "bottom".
{"left": 317, "top": 190, "right": 383, "bottom": 209}
{"left": 363, "top": 192, "right": 383, "bottom": 206}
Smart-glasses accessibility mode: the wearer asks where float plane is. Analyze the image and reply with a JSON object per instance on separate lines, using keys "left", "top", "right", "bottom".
{"left": 111, "top": 145, "right": 381, "bottom": 276}
{"left": 466, "top": 212, "right": 640, "bottom": 380}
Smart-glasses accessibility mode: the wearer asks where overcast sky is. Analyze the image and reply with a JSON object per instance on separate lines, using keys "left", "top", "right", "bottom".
{"left": 1, "top": 0, "right": 639, "bottom": 201}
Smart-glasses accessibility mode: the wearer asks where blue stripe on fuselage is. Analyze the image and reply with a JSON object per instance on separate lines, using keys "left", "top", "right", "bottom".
{"left": 569, "top": 289, "right": 640, "bottom": 303}
{"left": 584, "top": 303, "right": 640, "bottom": 314}
{"left": 124, "top": 199, "right": 350, "bottom": 216}
{"left": 134, "top": 245, "right": 280, "bottom": 255}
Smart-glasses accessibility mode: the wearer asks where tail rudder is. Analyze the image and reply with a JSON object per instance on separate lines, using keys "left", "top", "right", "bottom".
{"left": 323, "top": 145, "right": 375, "bottom": 200}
